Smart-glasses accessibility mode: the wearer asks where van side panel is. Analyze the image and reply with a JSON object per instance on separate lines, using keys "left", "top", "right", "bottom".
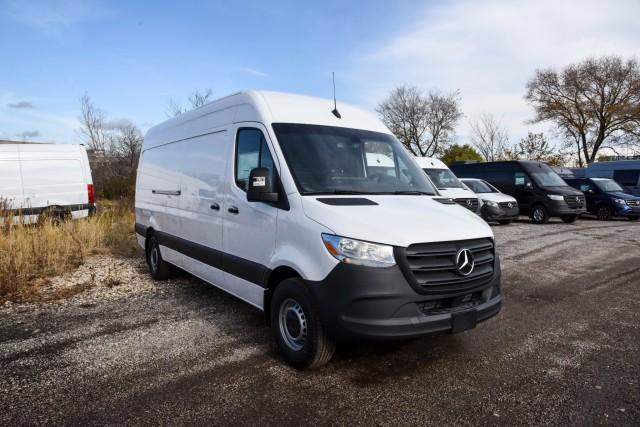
{"left": 136, "top": 142, "right": 185, "bottom": 243}
{"left": 0, "top": 146, "right": 24, "bottom": 210}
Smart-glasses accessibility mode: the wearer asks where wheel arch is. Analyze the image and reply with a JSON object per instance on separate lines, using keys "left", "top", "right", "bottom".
{"left": 264, "top": 265, "right": 303, "bottom": 326}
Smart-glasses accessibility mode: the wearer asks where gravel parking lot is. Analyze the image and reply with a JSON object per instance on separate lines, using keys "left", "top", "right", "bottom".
{"left": 1, "top": 218, "right": 639, "bottom": 426}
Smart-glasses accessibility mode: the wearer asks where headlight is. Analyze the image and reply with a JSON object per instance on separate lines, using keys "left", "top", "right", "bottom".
{"left": 321, "top": 234, "right": 395, "bottom": 268}
{"left": 613, "top": 198, "right": 626, "bottom": 205}
{"left": 547, "top": 194, "right": 564, "bottom": 201}
{"left": 482, "top": 200, "right": 498, "bottom": 208}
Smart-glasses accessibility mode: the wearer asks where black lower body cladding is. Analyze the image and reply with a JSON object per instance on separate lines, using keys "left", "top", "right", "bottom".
{"left": 306, "top": 256, "right": 502, "bottom": 341}
{"left": 544, "top": 200, "right": 587, "bottom": 217}
{"left": 481, "top": 205, "right": 520, "bottom": 222}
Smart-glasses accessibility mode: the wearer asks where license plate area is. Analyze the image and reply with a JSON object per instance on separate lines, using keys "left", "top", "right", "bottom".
{"left": 451, "top": 309, "right": 478, "bottom": 333}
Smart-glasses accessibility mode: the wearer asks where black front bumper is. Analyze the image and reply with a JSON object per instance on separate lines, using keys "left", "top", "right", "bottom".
{"left": 306, "top": 257, "right": 502, "bottom": 341}
{"left": 481, "top": 205, "right": 519, "bottom": 221}
{"left": 547, "top": 200, "right": 586, "bottom": 216}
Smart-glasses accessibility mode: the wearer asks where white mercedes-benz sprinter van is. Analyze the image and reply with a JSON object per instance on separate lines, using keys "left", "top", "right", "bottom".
{"left": 135, "top": 91, "right": 502, "bottom": 369}
{"left": 0, "top": 143, "right": 95, "bottom": 223}
{"left": 414, "top": 157, "right": 481, "bottom": 214}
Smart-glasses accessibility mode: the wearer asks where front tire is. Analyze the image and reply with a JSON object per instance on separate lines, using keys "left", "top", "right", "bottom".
{"left": 146, "top": 235, "right": 172, "bottom": 280}
{"left": 561, "top": 215, "right": 577, "bottom": 223}
{"left": 271, "top": 278, "right": 335, "bottom": 370}
{"left": 596, "top": 205, "right": 612, "bottom": 221}
{"left": 530, "top": 205, "right": 549, "bottom": 224}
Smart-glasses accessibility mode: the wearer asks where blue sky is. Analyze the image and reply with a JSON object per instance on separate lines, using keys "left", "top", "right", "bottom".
{"left": 1, "top": 0, "right": 639, "bottom": 147}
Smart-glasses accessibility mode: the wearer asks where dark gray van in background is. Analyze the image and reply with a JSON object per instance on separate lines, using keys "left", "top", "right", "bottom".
{"left": 451, "top": 161, "right": 587, "bottom": 224}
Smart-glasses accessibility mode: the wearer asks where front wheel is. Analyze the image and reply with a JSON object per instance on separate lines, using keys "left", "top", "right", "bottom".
{"left": 271, "top": 278, "right": 335, "bottom": 370}
{"left": 530, "top": 205, "right": 549, "bottom": 224}
{"left": 561, "top": 215, "right": 577, "bottom": 223}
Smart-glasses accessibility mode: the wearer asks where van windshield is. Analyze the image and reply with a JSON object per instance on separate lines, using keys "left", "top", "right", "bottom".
{"left": 272, "top": 123, "right": 437, "bottom": 195}
{"left": 463, "top": 180, "right": 496, "bottom": 193}
{"left": 593, "top": 179, "right": 625, "bottom": 193}
{"left": 423, "top": 169, "right": 464, "bottom": 189}
{"left": 525, "top": 163, "right": 568, "bottom": 187}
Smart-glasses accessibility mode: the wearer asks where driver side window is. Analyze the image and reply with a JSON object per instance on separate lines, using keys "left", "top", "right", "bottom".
{"left": 235, "top": 129, "right": 274, "bottom": 191}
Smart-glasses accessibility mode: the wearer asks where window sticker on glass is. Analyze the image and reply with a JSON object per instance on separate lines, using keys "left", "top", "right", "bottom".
{"left": 253, "top": 176, "right": 266, "bottom": 187}
{"left": 515, "top": 172, "right": 525, "bottom": 186}
{"left": 580, "top": 184, "right": 590, "bottom": 192}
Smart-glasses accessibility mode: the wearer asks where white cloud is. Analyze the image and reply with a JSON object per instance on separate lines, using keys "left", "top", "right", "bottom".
{"left": 4, "top": 0, "right": 114, "bottom": 35}
{"left": 349, "top": 0, "right": 640, "bottom": 147}
{"left": 240, "top": 67, "right": 270, "bottom": 78}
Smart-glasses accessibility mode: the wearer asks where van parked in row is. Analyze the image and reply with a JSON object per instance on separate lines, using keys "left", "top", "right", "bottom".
{"left": 459, "top": 178, "right": 519, "bottom": 224}
{"left": 450, "top": 160, "right": 586, "bottom": 224}
{"left": 0, "top": 143, "right": 95, "bottom": 223}
{"left": 414, "top": 157, "right": 480, "bottom": 213}
{"left": 135, "top": 91, "right": 502, "bottom": 369}
{"left": 565, "top": 177, "right": 640, "bottom": 221}
{"left": 584, "top": 160, "right": 640, "bottom": 196}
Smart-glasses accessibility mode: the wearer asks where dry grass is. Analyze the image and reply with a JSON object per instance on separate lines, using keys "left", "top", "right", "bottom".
{"left": 0, "top": 200, "right": 139, "bottom": 301}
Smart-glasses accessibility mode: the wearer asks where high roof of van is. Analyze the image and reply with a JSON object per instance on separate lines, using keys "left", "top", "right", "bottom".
{"left": 413, "top": 156, "right": 448, "bottom": 169}
{"left": 143, "top": 90, "right": 390, "bottom": 150}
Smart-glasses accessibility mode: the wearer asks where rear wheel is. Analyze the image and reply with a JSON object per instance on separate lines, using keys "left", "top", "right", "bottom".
{"left": 561, "top": 215, "right": 577, "bottom": 223}
{"left": 596, "top": 205, "right": 612, "bottom": 221}
{"left": 271, "top": 278, "right": 335, "bottom": 370}
{"left": 530, "top": 205, "right": 549, "bottom": 224}
{"left": 146, "top": 235, "right": 172, "bottom": 280}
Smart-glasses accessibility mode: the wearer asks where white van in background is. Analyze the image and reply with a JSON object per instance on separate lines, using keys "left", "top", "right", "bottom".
{"left": 414, "top": 156, "right": 481, "bottom": 214}
{"left": 135, "top": 90, "right": 502, "bottom": 369}
{"left": 0, "top": 143, "right": 95, "bottom": 223}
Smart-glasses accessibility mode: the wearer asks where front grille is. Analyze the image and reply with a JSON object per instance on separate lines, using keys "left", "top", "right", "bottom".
{"left": 626, "top": 199, "right": 640, "bottom": 207}
{"left": 454, "top": 198, "right": 479, "bottom": 212}
{"left": 418, "top": 292, "right": 483, "bottom": 315}
{"left": 498, "top": 201, "right": 518, "bottom": 209}
{"left": 396, "top": 238, "right": 495, "bottom": 295}
{"left": 564, "top": 195, "right": 585, "bottom": 208}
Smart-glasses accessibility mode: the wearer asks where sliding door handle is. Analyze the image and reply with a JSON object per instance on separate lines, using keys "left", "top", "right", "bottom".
{"left": 228, "top": 206, "right": 239, "bottom": 215}
{"left": 210, "top": 203, "right": 220, "bottom": 211}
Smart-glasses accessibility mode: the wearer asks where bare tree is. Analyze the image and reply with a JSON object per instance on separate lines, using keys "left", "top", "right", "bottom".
{"left": 525, "top": 56, "right": 640, "bottom": 166}
{"left": 167, "top": 88, "right": 214, "bottom": 117}
{"left": 78, "top": 93, "right": 108, "bottom": 154}
{"left": 469, "top": 113, "right": 509, "bottom": 161}
{"left": 377, "top": 86, "right": 463, "bottom": 156}
{"left": 515, "top": 132, "right": 553, "bottom": 160}
{"left": 110, "top": 122, "right": 143, "bottom": 168}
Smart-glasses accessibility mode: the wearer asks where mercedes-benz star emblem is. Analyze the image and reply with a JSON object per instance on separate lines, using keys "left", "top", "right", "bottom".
{"left": 466, "top": 199, "right": 472, "bottom": 207}
{"left": 507, "top": 202, "right": 513, "bottom": 209}
{"left": 455, "top": 249, "right": 475, "bottom": 276}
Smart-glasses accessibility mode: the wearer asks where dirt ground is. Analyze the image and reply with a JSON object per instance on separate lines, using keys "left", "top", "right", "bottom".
{"left": 1, "top": 217, "right": 639, "bottom": 426}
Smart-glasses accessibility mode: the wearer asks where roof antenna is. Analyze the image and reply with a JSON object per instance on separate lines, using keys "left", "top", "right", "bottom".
{"left": 331, "top": 72, "right": 341, "bottom": 119}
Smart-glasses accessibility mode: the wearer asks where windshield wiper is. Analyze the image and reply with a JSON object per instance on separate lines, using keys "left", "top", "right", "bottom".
{"left": 390, "top": 190, "right": 435, "bottom": 195}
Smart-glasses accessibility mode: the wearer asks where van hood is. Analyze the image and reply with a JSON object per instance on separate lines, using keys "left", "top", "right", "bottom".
{"left": 542, "top": 185, "right": 583, "bottom": 196}
{"left": 606, "top": 191, "right": 640, "bottom": 200}
{"left": 301, "top": 195, "right": 493, "bottom": 248}
{"left": 437, "top": 187, "right": 479, "bottom": 200}
{"left": 475, "top": 192, "right": 517, "bottom": 203}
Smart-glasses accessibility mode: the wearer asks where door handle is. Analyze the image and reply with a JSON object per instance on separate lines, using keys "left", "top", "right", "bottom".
{"left": 210, "top": 203, "right": 220, "bottom": 211}
{"left": 228, "top": 206, "right": 239, "bottom": 215}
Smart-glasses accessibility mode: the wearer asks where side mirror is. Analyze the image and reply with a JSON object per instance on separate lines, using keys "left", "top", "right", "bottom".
{"left": 525, "top": 181, "right": 533, "bottom": 189}
{"left": 247, "top": 167, "right": 279, "bottom": 203}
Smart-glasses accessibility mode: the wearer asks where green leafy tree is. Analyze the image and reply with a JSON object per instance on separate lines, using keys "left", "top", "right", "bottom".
{"left": 440, "top": 144, "right": 483, "bottom": 165}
